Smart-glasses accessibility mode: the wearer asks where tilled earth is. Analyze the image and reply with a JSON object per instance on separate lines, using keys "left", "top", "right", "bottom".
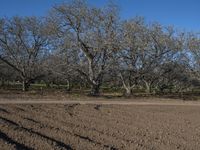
{"left": 0, "top": 103, "right": 200, "bottom": 150}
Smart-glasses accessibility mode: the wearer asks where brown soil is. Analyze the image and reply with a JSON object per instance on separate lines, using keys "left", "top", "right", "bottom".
{"left": 0, "top": 102, "right": 200, "bottom": 150}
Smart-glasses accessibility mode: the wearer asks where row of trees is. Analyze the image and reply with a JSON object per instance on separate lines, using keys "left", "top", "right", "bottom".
{"left": 0, "top": 0, "right": 200, "bottom": 96}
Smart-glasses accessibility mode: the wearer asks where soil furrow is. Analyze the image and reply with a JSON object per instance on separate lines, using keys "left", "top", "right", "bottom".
{"left": 0, "top": 130, "right": 33, "bottom": 150}
{"left": 0, "top": 116, "right": 73, "bottom": 150}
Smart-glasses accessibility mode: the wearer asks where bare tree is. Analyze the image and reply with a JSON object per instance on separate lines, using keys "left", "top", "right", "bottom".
{"left": 50, "top": 0, "right": 119, "bottom": 95}
{"left": 114, "top": 18, "right": 149, "bottom": 96}
{"left": 0, "top": 0, "right": 199, "bottom": 96}
{"left": 0, "top": 17, "right": 49, "bottom": 91}
{"left": 140, "top": 24, "right": 184, "bottom": 93}
{"left": 114, "top": 19, "right": 185, "bottom": 96}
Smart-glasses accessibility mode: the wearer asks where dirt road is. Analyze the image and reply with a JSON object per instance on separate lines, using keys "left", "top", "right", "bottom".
{"left": 1, "top": 99, "right": 200, "bottom": 106}
{"left": 1, "top": 100, "right": 200, "bottom": 150}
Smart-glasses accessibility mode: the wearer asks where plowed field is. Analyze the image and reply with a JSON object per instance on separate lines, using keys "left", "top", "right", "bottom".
{"left": 1, "top": 103, "right": 200, "bottom": 150}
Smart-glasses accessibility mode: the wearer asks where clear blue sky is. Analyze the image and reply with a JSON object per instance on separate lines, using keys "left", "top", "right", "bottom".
{"left": 0, "top": 0, "right": 199, "bottom": 31}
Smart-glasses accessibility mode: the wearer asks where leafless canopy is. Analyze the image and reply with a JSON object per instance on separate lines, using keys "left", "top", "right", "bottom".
{"left": 0, "top": 0, "right": 199, "bottom": 95}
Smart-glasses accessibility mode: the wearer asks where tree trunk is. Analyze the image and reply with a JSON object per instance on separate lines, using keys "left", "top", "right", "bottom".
{"left": 45, "top": 82, "right": 51, "bottom": 88}
{"left": 124, "top": 87, "right": 132, "bottom": 97}
{"left": 143, "top": 80, "right": 152, "bottom": 94}
{"left": 119, "top": 73, "right": 134, "bottom": 97}
{"left": 90, "top": 83, "right": 100, "bottom": 96}
{"left": 145, "top": 83, "right": 151, "bottom": 93}
{"left": 66, "top": 79, "right": 72, "bottom": 91}
{"left": 22, "top": 79, "right": 30, "bottom": 92}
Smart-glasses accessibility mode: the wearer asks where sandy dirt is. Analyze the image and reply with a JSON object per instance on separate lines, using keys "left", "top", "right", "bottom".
{"left": 1, "top": 101, "right": 200, "bottom": 150}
